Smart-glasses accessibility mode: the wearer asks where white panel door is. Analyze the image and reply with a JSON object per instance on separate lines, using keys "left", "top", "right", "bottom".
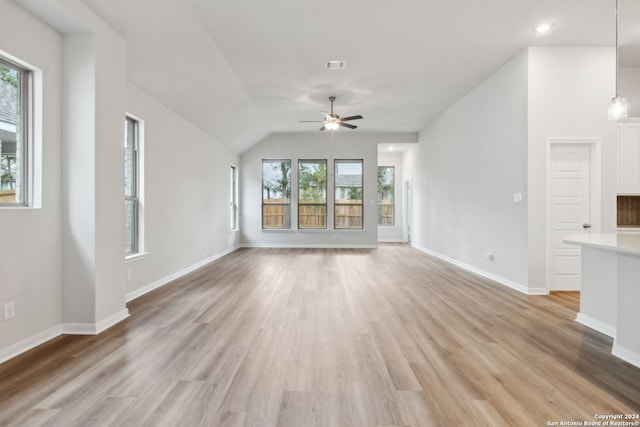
{"left": 548, "top": 145, "right": 592, "bottom": 291}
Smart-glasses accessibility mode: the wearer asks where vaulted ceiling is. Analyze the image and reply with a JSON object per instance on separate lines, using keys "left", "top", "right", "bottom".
{"left": 80, "top": 0, "right": 640, "bottom": 152}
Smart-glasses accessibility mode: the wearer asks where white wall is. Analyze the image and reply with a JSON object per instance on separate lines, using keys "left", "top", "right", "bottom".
{"left": 0, "top": 0, "right": 62, "bottom": 356}
{"left": 406, "top": 47, "right": 617, "bottom": 294}
{"left": 0, "top": 0, "right": 241, "bottom": 362}
{"left": 409, "top": 50, "right": 530, "bottom": 291}
{"left": 620, "top": 67, "right": 640, "bottom": 118}
{"left": 50, "top": 1, "right": 130, "bottom": 332}
{"left": 124, "top": 84, "right": 239, "bottom": 299}
{"left": 377, "top": 152, "right": 405, "bottom": 242}
{"left": 240, "top": 132, "right": 417, "bottom": 247}
{"left": 527, "top": 47, "right": 617, "bottom": 291}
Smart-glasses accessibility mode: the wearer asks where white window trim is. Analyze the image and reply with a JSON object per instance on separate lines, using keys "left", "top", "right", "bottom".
{"left": 125, "top": 113, "right": 146, "bottom": 259}
{"left": 261, "top": 159, "right": 292, "bottom": 230}
{"left": 0, "top": 52, "right": 41, "bottom": 209}
{"left": 230, "top": 164, "right": 239, "bottom": 231}
{"left": 298, "top": 159, "right": 328, "bottom": 230}
{"left": 377, "top": 165, "right": 395, "bottom": 227}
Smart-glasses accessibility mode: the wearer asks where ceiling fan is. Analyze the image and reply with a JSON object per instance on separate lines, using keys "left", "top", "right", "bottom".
{"left": 299, "top": 96, "right": 363, "bottom": 131}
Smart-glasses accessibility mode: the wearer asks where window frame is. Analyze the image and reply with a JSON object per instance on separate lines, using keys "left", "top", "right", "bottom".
{"left": 334, "top": 159, "right": 364, "bottom": 230}
{"left": 377, "top": 166, "right": 395, "bottom": 226}
{"left": 262, "top": 159, "right": 292, "bottom": 230}
{"left": 230, "top": 164, "right": 238, "bottom": 230}
{"left": 0, "top": 56, "right": 31, "bottom": 207}
{"left": 125, "top": 115, "right": 141, "bottom": 256}
{"left": 298, "top": 159, "right": 327, "bottom": 230}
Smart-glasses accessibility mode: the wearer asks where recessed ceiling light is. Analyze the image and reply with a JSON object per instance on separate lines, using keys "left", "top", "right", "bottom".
{"left": 533, "top": 22, "right": 554, "bottom": 34}
{"left": 325, "top": 61, "right": 345, "bottom": 70}
{"left": 389, "top": 146, "right": 394, "bottom": 151}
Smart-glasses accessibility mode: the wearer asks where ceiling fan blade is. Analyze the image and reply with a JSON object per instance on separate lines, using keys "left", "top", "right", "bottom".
{"left": 320, "top": 125, "right": 327, "bottom": 131}
{"left": 339, "top": 122, "right": 357, "bottom": 129}
{"left": 339, "top": 115, "right": 363, "bottom": 122}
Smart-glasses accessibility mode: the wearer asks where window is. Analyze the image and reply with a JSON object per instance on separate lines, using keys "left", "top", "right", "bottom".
{"left": 230, "top": 165, "right": 238, "bottom": 230}
{"left": 262, "top": 159, "right": 291, "bottom": 229}
{"left": 335, "top": 159, "right": 363, "bottom": 229}
{"left": 0, "top": 57, "right": 30, "bottom": 206}
{"left": 298, "top": 160, "right": 327, "bottom": 229}
{"left": 377, "top": 166, "right": 395, "bottom": 226}
{"left": 125, "top": 116, "right": 141, "bottom": 255}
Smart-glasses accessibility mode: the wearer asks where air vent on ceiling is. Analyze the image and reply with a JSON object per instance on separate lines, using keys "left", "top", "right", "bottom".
{"left": 325, "top": 61, "right": 345, "bottom": 70}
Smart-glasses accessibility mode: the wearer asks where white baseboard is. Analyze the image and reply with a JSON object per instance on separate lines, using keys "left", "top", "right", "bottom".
{"left": 61, "top": 308, "right": 130, "bottom": 335}
{"left": 575, "top": 313, "right": 616, "bottom": 338}
{"left": 61, "top": 323, "right": 99, "bottom": 335}
{"left": 612, "top": 341, "right": 640, "bottom": 369}
{"left": 240, "top": 243, "right": 378, "bottom": 249}
{"left": 377, "top": 239, "right": 407, "bottom": 243}
{"left": 411, "top": 244, "right": 541, "bottom": 295}
{"left": 0, "top": 325, "right": 62, "bottom": 365}
{"left": 1, "top": 310, "right": 130, "bottom": 364}
{"left": 96, "top": 308, "right": 130, "bottom": 333}
{"left": 126, "top": 246, "right": 239, "bottom": 302}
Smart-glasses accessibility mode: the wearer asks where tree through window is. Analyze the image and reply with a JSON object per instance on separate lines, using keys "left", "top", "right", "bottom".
{"left": 298, "top": 160, "right": 327, "bottom": 229}
{"left": 378, "top": 166, "right": 394, "bottom": 226}
{"left": 262, "top": 159, "right": 291, "bottom": 229}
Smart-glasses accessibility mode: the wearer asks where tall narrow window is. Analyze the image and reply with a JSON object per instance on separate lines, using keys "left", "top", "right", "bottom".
{"left": 262, "top": 159, "right": 291, "bottom": 229}
{"left": 335, "top": 159, "right": 363, "bottom": 229}
{"left": 377, "top": 166, "right": 395, "bottom": 226}
{"left": 298, "top": 160, "right": 327, "bottom": 229}
{"left": 0, "top": 58, "right": 29, "bottom": 206}
{"left": 125, "top": 116, "right": 140, "bottom": 255}
{"left": 230, "top": 165, "right": 238, "bottom": 230}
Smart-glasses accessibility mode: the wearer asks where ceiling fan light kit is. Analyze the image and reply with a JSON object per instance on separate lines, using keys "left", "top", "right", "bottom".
{"left": 299, "top": 96, "right": 363, "bottom": 131}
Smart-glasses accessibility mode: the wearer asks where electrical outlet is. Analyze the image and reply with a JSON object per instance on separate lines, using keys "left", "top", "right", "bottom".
{"left": 126, "top": 268, "right": 132, "bottom": 281}
{"left": 4, "top": 301, "right": 15, "bottom": 320}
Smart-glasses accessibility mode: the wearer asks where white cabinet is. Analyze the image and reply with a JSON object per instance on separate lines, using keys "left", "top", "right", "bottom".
{"left": 617, "top": 121, "right": 640, "bottom": 194}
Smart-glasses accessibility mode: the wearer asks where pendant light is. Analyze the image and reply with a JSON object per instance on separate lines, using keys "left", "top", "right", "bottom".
{"left": 608, "top": 0, "right": 627, "bottom": 120}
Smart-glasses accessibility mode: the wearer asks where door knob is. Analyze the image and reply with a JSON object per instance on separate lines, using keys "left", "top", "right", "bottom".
{"left": 583, "top": 223, "right": 591, "bottom": 229}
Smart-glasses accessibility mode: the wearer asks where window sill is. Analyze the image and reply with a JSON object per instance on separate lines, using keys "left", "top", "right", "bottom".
{"left": 298, "top": 228, "right": 329, "bottom": 233}
{"left": 126, "top": 252, "right": 149, "bottom": 263}
{"left": 0, "top": 205, "right": 38, "bottom": 210}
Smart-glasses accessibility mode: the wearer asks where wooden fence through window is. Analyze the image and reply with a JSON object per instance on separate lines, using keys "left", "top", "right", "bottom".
{"left": 263, "top": 199, "right": 366, "bottom": 229}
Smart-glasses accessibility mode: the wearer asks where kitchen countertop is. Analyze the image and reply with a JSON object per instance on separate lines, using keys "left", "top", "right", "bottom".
{"left": 564, "top": 232, "right": 640, "bottom": 256}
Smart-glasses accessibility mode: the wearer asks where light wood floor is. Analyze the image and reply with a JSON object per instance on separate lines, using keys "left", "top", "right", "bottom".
{"left": 1, "top": 244, "right": 639, "bottom": 426}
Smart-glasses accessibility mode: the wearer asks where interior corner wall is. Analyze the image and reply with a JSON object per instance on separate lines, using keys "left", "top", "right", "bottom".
{"left": 61, "top": 27, "right": 129, "bottom": 329}
{"left": 124, "top": 84, "right": 240, "bottom": 298}
{"left": 377, "top": 152, "right": 405, "bottom": 242}
{"left": 527, "top": 47, "right": 617, "bottom": 291}
{"left": 239, "top": 132, "right": 418, "bottom": 247}
{"left": 94, "top": 31, "right": 128, "bottom": 321}
{"left": 61, "top": 34, "right": 97, "bottom": 326}
{"left": 412, "top": 50, "right": 529, "bottom": 290}
{"left": 0, "top": 0, "right": 62, "bottom": 356}
{"left": 620, "top": 67, "right": 640, "bottom": 118}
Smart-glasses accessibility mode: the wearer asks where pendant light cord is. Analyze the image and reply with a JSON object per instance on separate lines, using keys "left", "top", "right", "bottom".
{"left": 615, "top": 0, "right": 619, "bottom": 97}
